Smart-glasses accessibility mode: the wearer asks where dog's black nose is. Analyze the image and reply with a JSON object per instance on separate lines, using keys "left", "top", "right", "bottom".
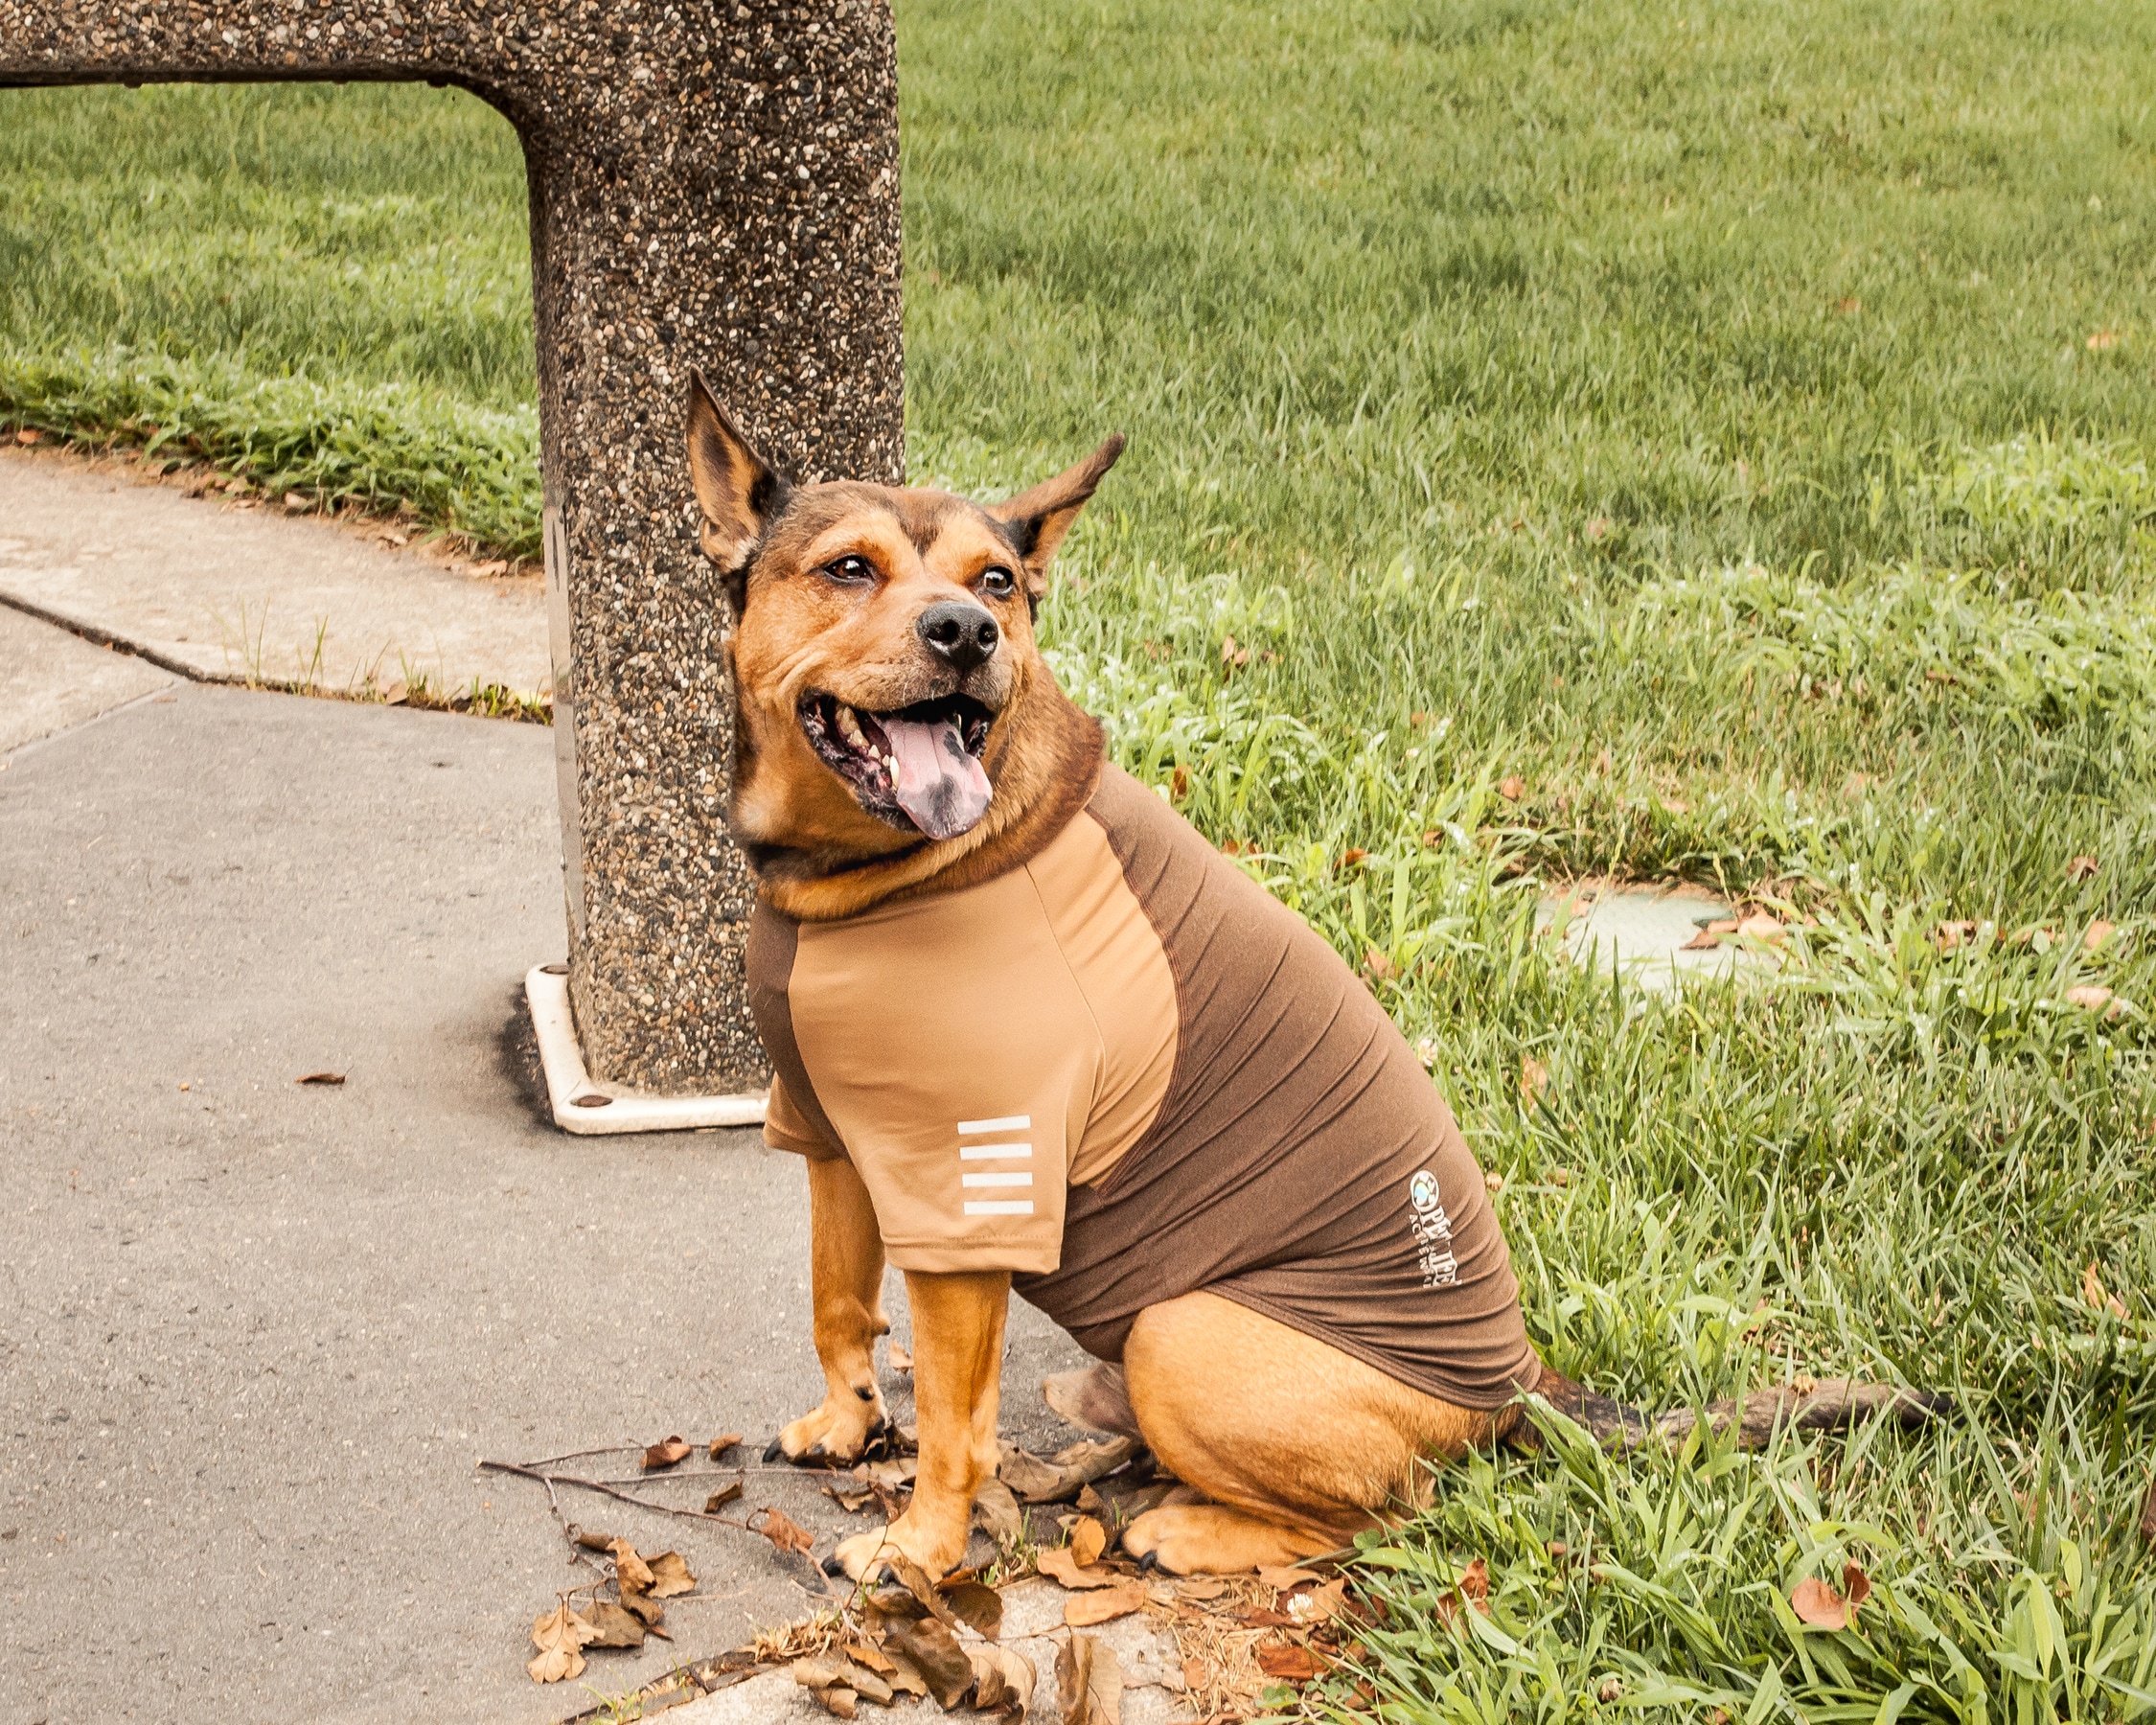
{"left": 916, "top": 600, "right": 999, "bottom": 674}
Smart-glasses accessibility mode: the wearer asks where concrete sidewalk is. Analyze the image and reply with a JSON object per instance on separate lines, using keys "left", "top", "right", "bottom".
{"left": 0, "top": 445, "right": 549, "bottom": 699}
{"left": 0, "top": 681, "right": 1098, "bottom": 1725}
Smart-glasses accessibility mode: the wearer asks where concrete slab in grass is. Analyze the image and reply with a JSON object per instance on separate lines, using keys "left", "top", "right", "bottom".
{"left": 0, "top": 446, "right": 549, "bottom": 699}
{"left": 0, "top": 599, "right": 175, "bottom": 758}
{"left": 1541, "top": 881, "right": 1769, "bottom": 987}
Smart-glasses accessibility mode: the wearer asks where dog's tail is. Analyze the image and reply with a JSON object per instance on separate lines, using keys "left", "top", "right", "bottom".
{"left": 1527, "top": 1368, "right": 1952, "bottom": 1454}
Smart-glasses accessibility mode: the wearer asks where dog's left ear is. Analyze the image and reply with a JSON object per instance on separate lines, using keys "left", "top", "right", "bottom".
{"left": 988, "top": 433, "right": 1126, "bottom": 605}
{"left": 686, "top": 366, "right": 791, "bottom": 614}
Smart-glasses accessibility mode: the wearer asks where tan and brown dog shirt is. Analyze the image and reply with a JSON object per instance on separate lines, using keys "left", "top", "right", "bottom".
{"left": 747, "top": 760, "right": 1540, "bottom": 1409}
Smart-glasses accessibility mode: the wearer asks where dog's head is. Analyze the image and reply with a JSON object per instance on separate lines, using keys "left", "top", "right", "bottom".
{"left": 687, "top": 369, "right": 1119, "bottom": 912}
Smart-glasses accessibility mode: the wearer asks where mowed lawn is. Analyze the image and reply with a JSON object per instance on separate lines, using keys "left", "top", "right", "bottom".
{"left": 7, "top": 0, "right": 2156, "bottom": 1717}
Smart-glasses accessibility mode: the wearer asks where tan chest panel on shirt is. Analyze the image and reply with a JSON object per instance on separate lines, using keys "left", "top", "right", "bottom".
{"left": 768, "top": 810, "right": 1177, "bottom": 1276}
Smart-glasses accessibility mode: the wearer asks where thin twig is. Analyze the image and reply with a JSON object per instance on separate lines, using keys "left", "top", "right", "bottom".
{"left": 479, "top": 1460, "right": 756, "bottom": 1531}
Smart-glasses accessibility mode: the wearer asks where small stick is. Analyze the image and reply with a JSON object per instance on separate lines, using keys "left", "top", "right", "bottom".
{"left": 480, "top": 1460, "right": 755, "bottom": 1531}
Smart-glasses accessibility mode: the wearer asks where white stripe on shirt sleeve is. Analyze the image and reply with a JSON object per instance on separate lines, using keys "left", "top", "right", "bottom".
{"left": 960, "top": 1170, "right": 1033, "bottom": 1188}
{"left": 956, "top": 1115, "right": 1030, "bottom": 1135}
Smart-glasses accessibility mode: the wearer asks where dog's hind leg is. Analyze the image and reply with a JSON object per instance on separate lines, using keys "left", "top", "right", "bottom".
{"left": 772, "top": 1155, "right": 893, "bottom": 1465}
{"left": 1119, "top": 1291, "right": 1513, "bottom": 1575}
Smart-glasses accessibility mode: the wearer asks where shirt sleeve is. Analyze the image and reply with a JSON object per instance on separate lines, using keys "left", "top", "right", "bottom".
{"left": 762, "top": 1071, "right": 845, "bottom": 1161}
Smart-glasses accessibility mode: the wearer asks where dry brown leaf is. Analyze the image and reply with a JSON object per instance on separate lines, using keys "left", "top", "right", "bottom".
{"left": 1176, "top": 1577, "right": 1230, "bottom": 1601}
{"left": 1289, "top": 1578, "right": 1349, "bottom": 1625}
{"left": 1068, "top": 1515, "right": 1108, "bottom": 1569}
{"left": 642, "top": 1435, "right": 693, "bottom": 1470}
{"left": 2084, "top": 919, "right": 2117, "bottom": 951}
{"left": 888, "top": 1340, "right": 913, "bottom": 1371}
{"left": 1256, "top": 1642, "right": 1324, "bottom": 1681}
{"left": 2068, "top": 855, "right": 2100, "bottom": 883}
{"left": 1520, "top": 1054, "right": 1549, "bottom": 1101}
{"left": 757, "top": 1507, "right": 816, "bottom": 1557}
{"left": 1735, "top": 909, "right": 1786, "bottom": 941}
{"left": 1056, "top": 1632, "right": 1123, "bottom": 1725}
{"left": 884, "top": 1553, "right": 962, "bottom": 1630}
{"left": 527, "top": 1601, "right": 600, "bottom": 1684}
{"left": 618, "top": 1589, "right": 666, "bottom": 1628}
{"left": 824, "top": 1481, "right": 873, "bottom": 1513}
{"left": 1790, "top": 1565, "right": 1868, "bottom": 1631}
{"left": 2066, "top": 984, "right": 2119, "bottom": 1016}
{"left": 1038, "top": 1548, "right": 1121, "bottom": 1590}
{"left": 1075, "top": 1482, "right": 1110, "bottom": 1516}
{"left": 810, "top": 1686, "right": 858, "bottom": 1718}
{"left": 708, "top": 1431, "right": 745, "bottom": 1459}
{"left": 845, "top": 1638, "right": 896, "bottom": 1676}
{"left": 1935, "top": 920, "right": 1980, "bottom": 952}
{"left": 1458, "top": 1558, "right": 1490, "bottom": 1607}
{"left": 967, "top": 1644, "right": 1038, "bottom": 1717}
{"left": 705, "top": 1480, "right": 745, "bottom": 1512}
{"left": 582, "top": 1600, "right": 647, "bottom": 1648}
{"left": 1362, "top": 947, "right": 1395, "bottom": 984}
{"left": 972, "top": 1476, "right": 1023, "bottom": 1541}
{"left": 2083, "top": 1262, "right": 2129, "bottom": 1320}
{"left": 1257, "top": 1564, "right": 1315, "bottom": 1591}
{"left": 942, "top": 1578, "right": 1004, "bottom": 1640}
{"left": 608, "top": 1537, "right": 656, "bottom": 1595}
{"left": 885, "top": 1617, "right": 975, "bottom": 1709}
{"left": 295, "top": 1071, "right": 346, "bottom": 1086}
{"left": 646, "top": 1550, "right": 697, "bottom": 1598}
{"left": 882, "top": 1645, "right": 931, "bottom": 1698}
{"left": 2088, "top": 329, "right": 2120, "bottom": 352}
{"left": 1065, "top": 1580, "right": 1146, "bottom": 1626}
{"left": 1499, "top": 774, "right": 1526, "bottom": 801}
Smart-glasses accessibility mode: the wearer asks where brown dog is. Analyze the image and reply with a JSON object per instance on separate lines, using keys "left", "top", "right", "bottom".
{"left": 685, "top": 370, "right": 1938, "bottom": 1579}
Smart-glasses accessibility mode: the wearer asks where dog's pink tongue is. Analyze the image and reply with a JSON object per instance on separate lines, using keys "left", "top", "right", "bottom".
{"left": 883, "top": 716, "right": 992, "bottom": 840}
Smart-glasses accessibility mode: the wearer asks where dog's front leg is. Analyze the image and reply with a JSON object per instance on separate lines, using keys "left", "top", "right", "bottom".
{"left": 829, "top": 1268, "right": 1008, "bottom": 1581}
{"left": 773, "top": 1156, "right": 891, "bottom": 1464}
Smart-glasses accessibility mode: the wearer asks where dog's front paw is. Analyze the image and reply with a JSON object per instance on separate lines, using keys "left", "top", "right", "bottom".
{"left": 770, "top": 1388, "right": 887, "bottom": 1465}
{"left": 823, "top": 1509, "right": 971, "bottom": 1584}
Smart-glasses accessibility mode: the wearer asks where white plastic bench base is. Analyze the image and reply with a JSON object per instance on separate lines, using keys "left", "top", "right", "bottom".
{"left": 525, "top": 965, "right": 768, "bottom": 1135}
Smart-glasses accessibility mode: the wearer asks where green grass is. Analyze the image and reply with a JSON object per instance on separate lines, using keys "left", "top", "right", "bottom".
{"left": 5, "top": 1, "right": 2156, "bottom": 1718}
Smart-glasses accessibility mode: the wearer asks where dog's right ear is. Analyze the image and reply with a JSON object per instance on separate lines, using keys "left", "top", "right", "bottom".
{"left": 686, "top": 367, "right": 791, "bottom": 612}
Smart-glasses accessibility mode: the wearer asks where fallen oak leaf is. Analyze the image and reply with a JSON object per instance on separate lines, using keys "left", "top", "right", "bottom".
{"left": 608, "top": 1536, "right": 655, "bottom": 1595}
{"left": 884, "top": 1616, "right": 975, "bottom": 1709}
{"left": 1068, "top": 1515, "right": 1108, "bottom": 1569}
{"left": 1791, "top": 1561, "right": 1871, "bottom": 1631}
{"left": 809, "top": 1686, "right": 857, "bottom": 1718}
{"left": 967, "top": 1643, "right": 1038, "bottom": 1718}
{"left": 972, "top": 1476, "right": 1023, "bottom": 1540}
{"left": 527, "top": 1600, "right": 600, "bottom": 1684}
{"left": 708, "top": 1431, "right": 745, "bottom": 1459}
{"left": 941, "top": 1578, "right": 1004, "bottom": 1640}
{"left": 645, "top": 1550, "right": 697, "bottom": 1598}
{"left": 642, "top": 1435, "right": 693, "bottom": 1470}
{"left": 1038, "top": 1548, "right": 1121, "bottom": 1590}
{"left": 582, "top": 1600, "right": 648, "bottom": 1648}
{"left": 1065, "top": 1580, "right": 1147, "bottom": 1627}
{"left": 704, "top": 1480, "right": 745, "bottom": 1512}
{"left": 755, "top": 1506, "right": 816, "bottom": 1557}
{"left": 1256, "top": 1642, "right": 1324, "bottom": 1681}
{"left": 1055, "top": 1631, "right": 1123, "bottom": 1725}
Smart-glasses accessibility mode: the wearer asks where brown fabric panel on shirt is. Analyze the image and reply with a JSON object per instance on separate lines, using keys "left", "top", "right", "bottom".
{"left": 745, "top": 900, "right": 846, "bottom": 1162}
{"left": 1012, "top": 763, "right": 1538, "bottom": 1410}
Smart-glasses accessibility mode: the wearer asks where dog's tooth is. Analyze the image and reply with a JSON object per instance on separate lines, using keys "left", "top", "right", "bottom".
{"left": 835, "top": 703, "right": 868, "bottom": 750}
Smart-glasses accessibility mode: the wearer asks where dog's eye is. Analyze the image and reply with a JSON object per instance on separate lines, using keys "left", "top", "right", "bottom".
{"left": 822, "top": 555, "right": 875, "bottom": 586}
{"left": 980, "top": 565, "right": 1017, "bottom": 598}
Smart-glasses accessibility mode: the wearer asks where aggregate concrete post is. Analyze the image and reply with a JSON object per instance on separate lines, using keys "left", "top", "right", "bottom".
{"left": 0, "top": 0, "right": 904, "bottom": 1096}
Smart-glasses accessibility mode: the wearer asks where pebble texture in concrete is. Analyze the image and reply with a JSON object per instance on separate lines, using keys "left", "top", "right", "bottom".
{"left": 0, "top": 0, "right": 905, "bottom": 1096}
{"left": 0, "top": 684, "right": 1093, "bottom": 1724}
{"left": 0, "top": 447, "right": 549, "bottom": 698}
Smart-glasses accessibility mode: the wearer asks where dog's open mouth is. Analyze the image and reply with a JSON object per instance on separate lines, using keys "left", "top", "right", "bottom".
{"left": 799, "top": 691, "right": 996, "bottom": 840}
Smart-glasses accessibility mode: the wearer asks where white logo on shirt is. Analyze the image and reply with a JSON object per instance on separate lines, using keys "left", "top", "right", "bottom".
{"left": 958, "top": 1116, "right": 1033, "bottom": 1215}
{"left": 1408, "top": 1167, "right": 1458, "bottom": 1288}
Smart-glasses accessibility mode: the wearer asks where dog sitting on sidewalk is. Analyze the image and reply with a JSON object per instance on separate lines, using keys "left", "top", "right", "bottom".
{"left": 683, "top": 369, "right": 1938, "bottom": 1577}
